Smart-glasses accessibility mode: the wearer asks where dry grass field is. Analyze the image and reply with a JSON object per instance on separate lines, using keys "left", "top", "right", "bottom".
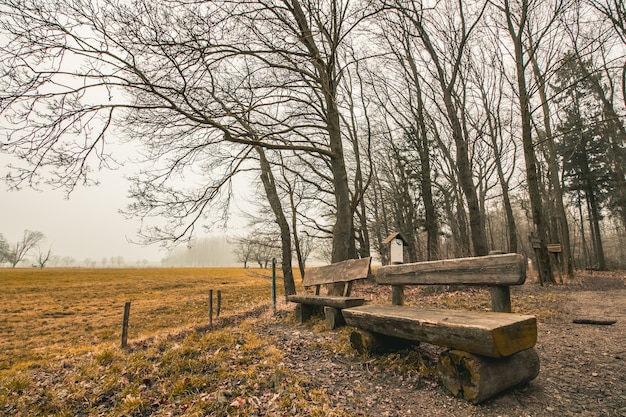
{"left": 0, "top": 267, "right": 286, "bottom": 375}
{"left": 1, "top": 268, "right": 623, "bottom": 416}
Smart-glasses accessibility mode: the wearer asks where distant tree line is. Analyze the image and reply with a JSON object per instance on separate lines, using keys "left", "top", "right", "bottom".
{"left": 1, "top": 0, "right": 625, "bottom": 291}
{"left": 0, "top": 231, "right": 147, "bottom": 268}
{"left": 161, "top": 236, "right": 237, "bottom": 267}
{"left": 0, "top": 230, "right": 48, "bottom": 268}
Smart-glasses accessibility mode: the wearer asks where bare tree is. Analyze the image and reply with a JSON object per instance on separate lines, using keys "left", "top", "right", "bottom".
{"left": 256, "top": 146, "right": 296, "bottom": 294}
{"left": 0, "top": 234, "right": 9, "bottom": 264}
{"left": 35, "top": 246, "right": 53, "bottom": 268}
{"left": 495, "top": 0, "right": 573, "bottom": 284}
{"left": 6, "top": 230, "right": 45, "bottom": 268}
{"left": 587, "top": 0, "right": 626, "bottom": 106}
{"left": 0, "top": 0, "right": 374, "bottom": 268}
{"left": 382, "top": 0, "right": 490, "bottom": 256}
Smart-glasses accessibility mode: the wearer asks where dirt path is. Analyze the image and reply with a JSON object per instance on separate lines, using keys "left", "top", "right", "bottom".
{"left": 264, "top": 273, "right": 626, "bottom": 417}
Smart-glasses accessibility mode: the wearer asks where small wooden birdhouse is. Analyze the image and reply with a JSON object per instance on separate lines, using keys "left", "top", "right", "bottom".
{"left": 382, "top": 232, "right": 408, "bottom": 265}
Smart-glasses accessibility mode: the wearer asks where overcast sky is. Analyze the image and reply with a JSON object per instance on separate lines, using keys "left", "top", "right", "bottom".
{"left": 1, "top": 159, "right": 164, "bottom": 264}
{"left": 1, "top": 151, "right": 251, "bottom": 266}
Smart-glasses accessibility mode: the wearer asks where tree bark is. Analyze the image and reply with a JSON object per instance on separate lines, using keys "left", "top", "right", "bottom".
{"left": 530, "top": 50, "right": 574, "bottom": 279}
{"left": 400, "top": 3, "right": 488, "bottom": 256}
{"left": 256, "top": 147, "right": 297, "bottom": 296}
{"left": 504, "top": 0, "right": 554, "bottom": 284}
{"left": 288, "top": 0, "right": 356, "bottom": 275}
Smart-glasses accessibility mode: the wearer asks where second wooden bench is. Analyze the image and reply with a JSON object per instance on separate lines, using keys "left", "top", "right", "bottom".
{"left": 287, "top": 257, "right": 372, "bottom": 329}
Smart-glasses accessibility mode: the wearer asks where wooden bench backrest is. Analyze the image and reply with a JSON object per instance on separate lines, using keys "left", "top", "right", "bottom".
{"left": 303, "top": 257, "right": 372, "bottom": 294}
{"left": 375, "top": 253, "right": 526, "bottom": 286}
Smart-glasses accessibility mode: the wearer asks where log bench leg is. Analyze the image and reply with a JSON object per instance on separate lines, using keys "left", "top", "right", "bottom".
{"left": 349, "top": 329, "right": 419, "bottom": 354}
{"left": 295, "top": 303, "right": 312, "bottom": 323}
{"left": 324, "top": 306, "right": 345, "bottom": 329}
{"left": 295, "top": 304, "right": 324, "bottom": 324}
{"left": 437, "top": 348, "right": 540, "bottom": 404}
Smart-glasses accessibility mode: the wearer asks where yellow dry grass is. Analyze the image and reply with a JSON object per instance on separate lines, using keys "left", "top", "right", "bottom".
{"left": 0, "top": 267, "right": 283, "bottom": 375}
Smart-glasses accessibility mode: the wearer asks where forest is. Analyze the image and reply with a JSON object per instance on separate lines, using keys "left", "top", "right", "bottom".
{"left": 0, "top": 0, "right": 624, "bottom": 290}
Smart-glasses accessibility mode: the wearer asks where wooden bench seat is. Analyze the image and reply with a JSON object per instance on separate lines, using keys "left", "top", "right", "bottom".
{"left": 287, "top": 257, "right": 371, "bottom": 329}
{"left": 342, "top": 305, "right": 536, "bottom": 358}
{"left": 343, "top": 253, "right": 540, "bottom": 403}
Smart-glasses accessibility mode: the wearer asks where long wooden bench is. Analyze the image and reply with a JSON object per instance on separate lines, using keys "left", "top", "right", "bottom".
{"left": 287, "top": 257, "right": 371, "bottom": 329}
{"left": 343, "top": 253, "right": 540, "bottom": 403}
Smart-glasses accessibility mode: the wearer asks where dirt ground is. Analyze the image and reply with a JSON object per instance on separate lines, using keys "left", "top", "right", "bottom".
{"left": 263, "top": 272, "right": 626, "bottom": 417}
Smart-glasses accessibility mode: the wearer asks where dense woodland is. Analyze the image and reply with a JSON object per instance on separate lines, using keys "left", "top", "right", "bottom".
{"left": 1, "top": 1, "right": 625, "bottom": 291}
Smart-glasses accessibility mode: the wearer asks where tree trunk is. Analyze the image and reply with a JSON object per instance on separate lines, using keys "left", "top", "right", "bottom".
{"left": 504, "top": 2, "right": 554, "bottom": 284}
{"left": 256, "top": 147, "right": 296, "bottom": 296}
{"left": 586, "top": 185, "right": 607, "bottom": 270}
{"left": 404, "top": 47, "right": 440, "bottom": 260}
{"left": 530, "top": 54, "right": 574, "bottom": 279}
{"left": 406, "top": 9, "right": 487, "bottom": 257}
{"left": 415, "top": 84, "right": 440, "bottom": 261}
{"left": 443, "top": 91, "right": 489, "bottom": 256}
{"left": 288, "top": 1, "right": 356, "bottom": 297}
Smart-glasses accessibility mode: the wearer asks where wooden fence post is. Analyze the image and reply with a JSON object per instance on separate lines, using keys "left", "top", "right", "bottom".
{"left": 217, "top": 290, "right": 221, "bottom": 318}
{"left": 209, "top": 289, "right": 213, "bottom": 327}
{"left": 121, "top": 301, "right": 131, "bottom": 348}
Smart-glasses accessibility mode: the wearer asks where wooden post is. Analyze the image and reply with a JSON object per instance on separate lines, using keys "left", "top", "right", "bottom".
{"left": 271, "top": 258, "right": 277, "bottom": 315}
{"left": 324, "top": 306, "right": 345, "bottom": 329}
{"left": 487, "top": 251, "right": 512, "bottom": 312}
{"left": 121, "top": 301, "right": 131, "bottom": 349}
{"left": 391, "top": 285, "right": 405, "bottom": 305}
{"left": 209, "top": 289, "right": 213, "bottom": 327}
{"left": 489, "top": 286, "right": 511, "bottom": 312}
{"left": 217, "top": 290, "right": 221, "bottom": 318}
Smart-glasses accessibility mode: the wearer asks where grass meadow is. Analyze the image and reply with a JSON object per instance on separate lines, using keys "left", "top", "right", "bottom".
{"left": 0, "top": 267, "right": 360, "bottom": 417}
{"left": 0, "top": 267, "right": 287, "bottom": 376}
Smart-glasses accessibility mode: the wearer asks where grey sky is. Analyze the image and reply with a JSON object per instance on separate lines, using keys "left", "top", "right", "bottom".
{"left": 1, "top": 158, "right": 164, "bottom": 264}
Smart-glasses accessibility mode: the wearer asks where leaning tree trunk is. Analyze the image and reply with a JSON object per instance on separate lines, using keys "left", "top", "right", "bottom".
{"left": 256, "top": 147, "right": 296, "bottom": 296}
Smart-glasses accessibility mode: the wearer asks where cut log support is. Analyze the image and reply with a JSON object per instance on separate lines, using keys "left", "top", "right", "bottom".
{"left": 324, "top": 306, "right": 345, "bottom": 329}
{"left": 437, "top": 348, "right": 540, "bottom": 404}
{"left": 349, "top": 329, "right": 418, "bottom": 354}
{"left": 294, "top": 303, "right": 310, "bottom": 323}
{"left": 294, "top": 303, "right": 323, "bottom": 323}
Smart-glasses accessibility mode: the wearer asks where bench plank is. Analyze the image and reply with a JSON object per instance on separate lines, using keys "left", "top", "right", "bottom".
{"left": 375, "top": 253, "right": 526, "bottom": 286}
{"left": 343, "top": 305, "right": 536, "bottom": 358}
{"left": 303, "top": 257, "right": 371, "bottom": 287}
{"left": 287, "top": 295, "right": 365, "bottom": 309}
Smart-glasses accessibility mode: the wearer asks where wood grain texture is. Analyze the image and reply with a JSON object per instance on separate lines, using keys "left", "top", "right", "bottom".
{"left": 375, "top": 253, "right": 526, "bottom": 286}
{"left": 343, "top": 305, "right": 537, "bottom": 358}
{"left": 287, "top": 295, "right": 365, "bottom": 309}
{"left": 302, "top": 257, "right": 372, "bottom": 286}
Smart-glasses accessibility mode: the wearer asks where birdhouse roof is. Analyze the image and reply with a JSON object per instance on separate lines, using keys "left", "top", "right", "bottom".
{"left": 382, "top": 232, "right": 408, "bottom": 245}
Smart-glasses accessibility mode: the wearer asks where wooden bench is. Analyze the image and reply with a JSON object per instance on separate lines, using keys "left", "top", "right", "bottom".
{"left": 343, "top": 253, "right": 540, "bottom": 403}
{"left": 287, "top": 257, "right": 371, "bottom": 329}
